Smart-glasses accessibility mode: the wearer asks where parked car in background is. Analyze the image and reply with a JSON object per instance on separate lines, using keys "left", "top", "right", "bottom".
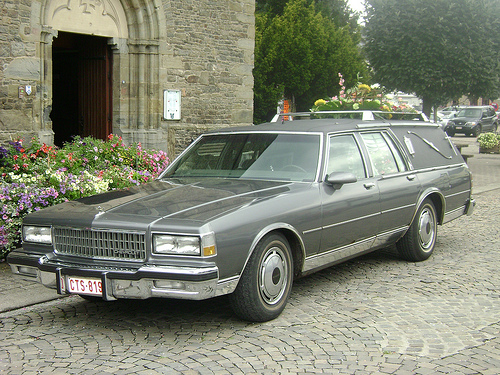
{"left": 444, "top": 106, "right": 498, "bottom": 137}
{"left": 8, "top": 112, "right": 475, "bottom": 322}
{"left": 436, "top": 113, "right": 455, "bottom": 129}
{"left": 437, "top": 105, "right": 465, "bottom": 118}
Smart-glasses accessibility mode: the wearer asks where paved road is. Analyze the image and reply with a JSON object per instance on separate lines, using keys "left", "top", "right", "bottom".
{"left": 0, "top": 136, "right": 499, "bottom": 374}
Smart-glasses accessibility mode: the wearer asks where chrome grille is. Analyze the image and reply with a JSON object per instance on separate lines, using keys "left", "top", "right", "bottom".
{"left": 54, "top": 228, "right": 146, "bottom": 261}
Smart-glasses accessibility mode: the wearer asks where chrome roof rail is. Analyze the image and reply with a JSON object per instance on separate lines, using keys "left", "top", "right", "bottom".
{"left": 270, "top": 110, "right": 428, "bottom": 123}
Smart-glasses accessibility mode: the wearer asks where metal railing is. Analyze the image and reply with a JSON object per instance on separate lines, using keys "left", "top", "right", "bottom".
{"left": 271, "top": 110, "right": 429, "bottom": 123}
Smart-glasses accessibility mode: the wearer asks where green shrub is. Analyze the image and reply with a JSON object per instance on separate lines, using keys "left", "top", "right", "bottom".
{"left": 477, "top": 132, "right": 500, "bottom": 149}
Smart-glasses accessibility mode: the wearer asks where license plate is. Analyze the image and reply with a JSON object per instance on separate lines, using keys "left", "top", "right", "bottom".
{"left": 456, "top": 126, "right": 462, "bottom": 130}
{"left": 66, "top": 276, "right": 103, "bottom": 296}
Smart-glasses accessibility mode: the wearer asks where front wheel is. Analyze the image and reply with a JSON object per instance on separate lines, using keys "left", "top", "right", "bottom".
{"left": 397, "top": 199, "right": 437, "bottom": 262}
{"left": 229, "top": 233, "right": 293, "bottom": 322}
{"left": 472, "top": 125, "right": 482, "bottom": 137}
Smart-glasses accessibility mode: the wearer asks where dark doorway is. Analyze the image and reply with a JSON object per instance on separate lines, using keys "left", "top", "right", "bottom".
{"left": 52, "top": 32, "right": 112, "bottom": 147}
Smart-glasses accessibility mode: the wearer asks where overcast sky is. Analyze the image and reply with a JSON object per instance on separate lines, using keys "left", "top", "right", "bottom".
{"left": 348, "top": 0, "right": 365, "bottom": 13}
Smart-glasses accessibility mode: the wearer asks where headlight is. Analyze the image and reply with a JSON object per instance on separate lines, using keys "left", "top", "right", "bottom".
{"left": 153, "top": 234, "right": 201, "bottom": 256}
{"left": 153, "top": 233, "right": 217, "bottom": 256}
{"left": 465, "top": 121, "right": 477, "bottom": 127}
{"left": 23, "top": 226, "right": 52, "bottom": 244}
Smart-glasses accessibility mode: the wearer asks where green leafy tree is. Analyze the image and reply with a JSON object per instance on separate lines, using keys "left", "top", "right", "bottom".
{"left": 315, "top": 0, "right": 361, "bottom": 30}
{"left": 363, "top": 0, "right": 500, "bottom": 116}
{"left": 257, "top": 0, "right": 359, "bottom": 24}
{"left": 256, "top": 0, "right": 289, "bottom": 15}
{"left": 253, "top": 0, "right": 367, "bottom": 123}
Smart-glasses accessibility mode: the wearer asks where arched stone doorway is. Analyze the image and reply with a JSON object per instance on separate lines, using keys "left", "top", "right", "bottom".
{"left": 40, "top": 0, "right": 163, "bottom": 147}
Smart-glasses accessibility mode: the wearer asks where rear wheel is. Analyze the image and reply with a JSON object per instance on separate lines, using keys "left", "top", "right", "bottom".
{"left": 229, "top": 233, "right": 293, "bottom": 322}
{"left": 397, "top": 199, "right": 437, "bottom": 262}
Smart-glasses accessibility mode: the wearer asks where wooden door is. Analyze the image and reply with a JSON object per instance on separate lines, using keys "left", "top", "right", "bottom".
{"left": 78, "top": 35, "right": 112, "bottom": 140}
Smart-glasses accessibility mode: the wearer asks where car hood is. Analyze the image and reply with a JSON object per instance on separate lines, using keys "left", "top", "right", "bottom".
{"left": 451, "top": 116, "right": 479, "bottom": 122}
{"left": 24, "top": 179, "right": 295, "bottom": 229}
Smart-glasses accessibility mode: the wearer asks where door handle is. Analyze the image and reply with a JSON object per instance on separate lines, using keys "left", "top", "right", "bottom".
{"left": 407, "top": 174, "right": 416, "bottom": 181}
{"left": 364, "top": 182, "right": 376, "bottom": 189}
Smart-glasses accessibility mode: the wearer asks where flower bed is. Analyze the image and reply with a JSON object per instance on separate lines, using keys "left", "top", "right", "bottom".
{"left": 478, "top": 132, "right": 500, "bottom": 154}
{"left": 0, "top": 135, "right": 170, "bottom": 259}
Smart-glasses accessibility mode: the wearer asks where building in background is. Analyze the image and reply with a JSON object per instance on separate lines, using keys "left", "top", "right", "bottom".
{"left": 0, "top": 0, "right": 255, "bottom": 156}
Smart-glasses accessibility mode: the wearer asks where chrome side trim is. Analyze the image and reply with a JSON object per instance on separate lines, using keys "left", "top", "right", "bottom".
{"left": 371, "top": 227, "right": 408, "bottom": 248}
{"left": 302, "top": 227, "right": 322, "bottom": 235}
{"left": 443, "top": 200, "right": 474, "bottom": 223}
{"left": 303, "top": 237, "right": 375, "bottom": 273}
{"left": 443, "top": 207, "right": 466, "bottom": 224}
{"left": 381, "top": 203, "right": 415, "bottom": 215}
{"left": 444, "top": 189, "right": 472, "bottom": 199}
{"left": 412, "top": 163, "right": 468, "bottom": 174}
{"left": 322, "top": 212, "right": 380, "bottom": 230}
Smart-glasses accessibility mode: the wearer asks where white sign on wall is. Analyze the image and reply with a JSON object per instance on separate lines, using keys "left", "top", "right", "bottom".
{"left": 163, "top": 90, "right": 181, "bottom": 120}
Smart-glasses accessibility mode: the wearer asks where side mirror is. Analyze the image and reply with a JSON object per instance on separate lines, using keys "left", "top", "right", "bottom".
{"left": 325, "top": 172, "right": 357, "bottom": 189}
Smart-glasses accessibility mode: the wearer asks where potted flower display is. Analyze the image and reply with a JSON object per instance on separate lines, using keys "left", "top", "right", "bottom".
{"left": 311, "top": 73, "right": 417, "bottom": 119}
{"left": 477, "top": 132, "right": 500, "bottom": 154}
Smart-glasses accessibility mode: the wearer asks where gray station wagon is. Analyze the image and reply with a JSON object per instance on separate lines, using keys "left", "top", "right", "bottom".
{"left": 8, "top": 113, "right": 475, "bottom": 321}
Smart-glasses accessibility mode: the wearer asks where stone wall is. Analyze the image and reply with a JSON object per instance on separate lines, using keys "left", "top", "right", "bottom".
{"left": 0, "top": 0, "right": 255, "bottom": 158}
{"left": 0, "top": 1, "right": 43, "bottom": 144}
{"left": 160, "top": 0, "right": 255, "bottom": 155}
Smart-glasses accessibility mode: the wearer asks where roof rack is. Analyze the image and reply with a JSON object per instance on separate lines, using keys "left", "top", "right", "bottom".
{"left": 271, "top": 110, "right": 429, "bottom": 123}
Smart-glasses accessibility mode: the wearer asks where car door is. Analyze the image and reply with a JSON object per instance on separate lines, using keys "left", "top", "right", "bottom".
{"left": 359, "top": 131, "right": 421, "bottom": 243}
{"left": 319, "top": 134, "right": 381, "bottom": 255}
{"left": 484, "top": 107, "right": 496, "bottom": 131}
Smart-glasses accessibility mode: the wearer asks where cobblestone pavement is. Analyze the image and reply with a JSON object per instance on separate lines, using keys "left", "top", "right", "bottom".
{"left": 0, "top": 137, "right": 499, "bottom": 374}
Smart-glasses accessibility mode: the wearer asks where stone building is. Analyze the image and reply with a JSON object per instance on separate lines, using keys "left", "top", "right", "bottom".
{"left": 0, "top": 0, "right": 255, "bottom": 156}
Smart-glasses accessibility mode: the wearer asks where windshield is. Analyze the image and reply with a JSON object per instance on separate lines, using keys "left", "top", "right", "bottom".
{"left": 162, "top": 133, "right": 321, "bottom": 182}
{"left": 457, "top": 108, "right": 481, "bottom": 118}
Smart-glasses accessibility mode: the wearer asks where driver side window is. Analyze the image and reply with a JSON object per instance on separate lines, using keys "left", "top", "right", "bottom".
{"left": 327, "top": 135, "right": 366, "bottom": 179}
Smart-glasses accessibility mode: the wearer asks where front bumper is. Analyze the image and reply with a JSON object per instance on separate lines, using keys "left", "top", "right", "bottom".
{"left": 7, "top": 250, "right": 237, "bottom": 301}
{"left": 446, "top": 124, "right": 476, "bottom": 135}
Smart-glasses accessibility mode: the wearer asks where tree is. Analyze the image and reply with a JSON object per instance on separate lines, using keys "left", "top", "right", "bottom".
{"left": 256, "top": 0, "right": 360, "bottom": 26}
{"left": 315, "top": 0, "right": 361, "bottom": 31}
{"left": 253, "top": 0, "right": 367, "bottom": 123}
{"left": 363, "top": 0, "right": 500, "bottom": 116}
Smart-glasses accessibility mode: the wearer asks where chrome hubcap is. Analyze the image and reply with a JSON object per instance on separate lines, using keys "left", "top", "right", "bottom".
{"left": 418, "top": 207, "right": 435, "bottom": 251}
{"left": 260, "top": 246, "right": 288, "bottom": 305}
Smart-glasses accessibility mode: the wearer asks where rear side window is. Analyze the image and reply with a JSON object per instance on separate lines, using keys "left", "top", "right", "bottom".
{"left": 361, "top": 132, "right": 407, "bottom": 176}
